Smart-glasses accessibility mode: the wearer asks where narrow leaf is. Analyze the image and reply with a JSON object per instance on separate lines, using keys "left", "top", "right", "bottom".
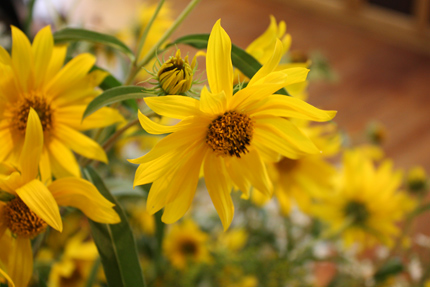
{"left": 83, "top": 86, "right": 154, "bottom": 119}
{"left": 53, "top": 28, "right": 135, "bottom": 61}
{"left": 169, "top": 34, "right": 290, "bottom": 96}
{"left": 84, "top": 167, "right": 146, "bottom": 287}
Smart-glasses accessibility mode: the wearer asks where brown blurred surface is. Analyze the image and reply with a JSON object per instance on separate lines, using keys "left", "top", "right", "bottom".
{"left": 172, "top": 0, "right": 430, "bottom": 172}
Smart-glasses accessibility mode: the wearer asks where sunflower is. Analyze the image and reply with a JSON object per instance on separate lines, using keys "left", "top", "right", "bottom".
{"left": 163, "top": 219, "right": 210, "bottom": 270}
{"left": 130, "top": 20, "right": 336, "bottom": 229}
{"left": 0, "top": 26, "right": 123, "bottom": 179}
{"left": 0, "top": 109, "right": 120, "bottom": 287}
{"left": 251, "top": 120, "right": 340, "bottom": 215}
{"left": 313, "top": 148, "right": 416, "bottom": 248}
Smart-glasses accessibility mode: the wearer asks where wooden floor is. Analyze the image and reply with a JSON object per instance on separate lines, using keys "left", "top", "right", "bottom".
{"left": 172, "top": 0, "right": 430, "bottom": 173}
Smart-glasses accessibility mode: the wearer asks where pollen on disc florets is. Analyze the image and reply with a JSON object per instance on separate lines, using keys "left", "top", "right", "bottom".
{"left": 4, "top": 197, "right": 48, "bottom": 238}
{"left": 206, "top": 111, "right": 254, "bottom": 158}
{"left": 157, "top": 49, "right": 195, "bottom": 95}
{"left": 12, "top": 93, "right": 53, "bottom": 133}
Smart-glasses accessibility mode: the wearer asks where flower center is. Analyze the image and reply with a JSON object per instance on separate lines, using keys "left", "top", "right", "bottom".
{"left": 3, "top": 197, "right": 47, "bottom": 238}
{"left": 344, "top": 200, "right": 369, "bottom": 226}
{"left": 180, "top": 239, "right": 198, "bottom": 256}
{"left": 12, "top": 94, "right": 53, "bottom": 134}
{"left": 206, "top": 111, "right": 254, "bottom": 158}
{"left": 276, "top": 157, "right": 298, "bottom": 172}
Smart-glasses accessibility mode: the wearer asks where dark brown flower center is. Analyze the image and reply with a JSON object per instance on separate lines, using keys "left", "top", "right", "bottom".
{"left": 344, "top": 200, "right": 369, "bottom": 226}
{"left": 276, "top": 157, "right": 298, "bottom": 172}
{"left": 206, "top": 111, "right": 254, "bottom": 158}
{"left": 180, "top": 239, "right": 198, "bottom": 256}
{"left": 4, "top": 197, "right": 47, "bottom": 238}
{"left": 12, "top": 94, "right": 53, "bottom": 133}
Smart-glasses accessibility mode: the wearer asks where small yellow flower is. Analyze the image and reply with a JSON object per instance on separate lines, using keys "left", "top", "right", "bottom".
{"left": 0, "top": 26, "right": 123, "bottom": 179}
{"left": 0, "top": 109, "right": 120, "bottom": 287}
{"left": 313, "top": 148, "right": 416, "bottom": 248}
{"left": 48, "top": 231, "right": 102, "bottom": 287}
{"left": 157, "top": 49, "right": 196, "bottom": 95}
{"left": 130, "top": 20, "right": 336, "bottom": 230}
{"left": 406, "top": 166, "right": 428, "bottom": 195}
{"left": 163, "top": 219, "right": 210, "bottom": 270}
{"left": 218, "top": 228, "right": 248, "bottom": 252}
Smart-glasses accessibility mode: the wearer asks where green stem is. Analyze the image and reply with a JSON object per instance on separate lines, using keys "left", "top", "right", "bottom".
{"left": 24, "top": 0, "right": 36, "bottom": 37}
{"left": 85, "top": 257, "right": 101, "bottom": 287}
{"left": 154, "top": 209, "right": 165, "bottom": 278}
{"left": 126, "top": 0, "right": 202, "bottom": 84}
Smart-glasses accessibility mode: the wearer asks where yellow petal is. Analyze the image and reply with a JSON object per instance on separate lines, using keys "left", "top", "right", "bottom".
{"left": 251, "top": 95, "right": 336, "bottom": 122}
{"left": 199, "top": 86, "right": 227, "bottom": 115}
{"left": 11, "top": 26, "right": 32, "bottom": 93}
{"left": 0, "top": 126, "right": 14, "bottom": 162}
{"left": 225, "top": 158, "right": 251, "bottom": 196}
{"left": 39, "top": 147, "right": 52, "bottom": 185}
{"left": 54, "top": 124, "right": 107, "bottom": 163}
{"left": 19, "top": 108, "right": 43, "bottom": 183}
{"left": 204, "top": 151, "right": 234, "bottom": 230}
{"left": 0, "top": 46, "right": 11, "bottom": 65}
{"left": 235, "top": 150, "right": 272, "bottom": 197}
{"left": 45, "top": 53, "right": 96, "bottom": 99}
{"left": 161, "top": 145, "right": 205, "bottom": 224}
{"left": 49, "top": 178, "right": 120, "bottom": 224}
{"left": 0, "top": 267, "right": 15, "bottom": 287}
{"left": 255, "top": 117, "right": 319, "bottom": 156}
{"left": 45, "top": 45, "right": 67, "bottom": 81}
{"left": 56, "top": 105, "right": 124, "bottom": 131}
{"left": 207, "top": 19, "right": 233, "bottom": 98}
{"left": 137, "top": 110, "right": 180, "bottom": 135}
{"left": 8, "top": 237, "right": 31, "bottom": 287}
{"left": 248, "top": 39, "right": 284, "bottom": 86}
{"left": 0, "top": 163, "right": 21, "bottom": 194}
{"left": 47, "top": 137, "right": 81, "bottom": 178}
{"left": 144, "top": 96, "right": 200, "bottom": 119}
{"left": 16, "top": 179, "right": 63, "bottom": 232}
{"left": 32, "top": 26, "right": 53, "bottom": 89}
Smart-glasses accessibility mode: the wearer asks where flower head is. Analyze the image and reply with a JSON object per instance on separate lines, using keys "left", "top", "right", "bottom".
{"left": 0, "top": 109, "right": 120, "bottom": 287}
{"left": 163, "top": 220, "right": 210, "bottom": 269}
{"left": 156, "top": 49, "right": 197, "bottom": 95}
{"left": 314, "top": 148, "right": 416, "bottom": 248}
{"left": 0, "top": 26, "right": 123, "bottom": 180}
{"left": 130, "top": 20, "right": 336, "bottom": 230}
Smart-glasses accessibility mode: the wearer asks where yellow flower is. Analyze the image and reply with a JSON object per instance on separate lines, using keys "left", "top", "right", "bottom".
{"left": 130, "top": 19, "right": 336, "bottom": 230}
{"left": 48, "top": 231, "right": 102, "bottom": 287}
{"left": 252, "top": 121, "right": 340, "bottom": 215}
{"left": 127, "top": 201, "right": 155, "bottom": 236}
{"left": 0, "top": 26, "right": 123, "bottom": 179}
{"left": 313, "top": 148, "right": 416, "bottom": 248}
{"left": 218, "top": 228, "right": 248, "bottom": 252}
{"left": 157, "top": 49, "right": 196, "bottom": 95}
{"left": 0, "top": 109, "right": 120, "bottom": 287}
{"left": 163, "top": 219, "right": 210, "bottom": 270}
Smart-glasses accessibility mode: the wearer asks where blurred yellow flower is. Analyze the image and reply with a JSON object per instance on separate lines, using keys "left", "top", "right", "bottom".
{"left": 234, "top": 16, "right": 310, "bottom": 99}
{"left": 163, "top": 219, "right": 210, "bottom": 270}
{"left": 0, "top": 109, "right": 120, "bottom": 287}
{"left": 48, "top": 231, "right": 102, "bottom": 287}
{"left": 313, "top": 148, "right": 416, "bottom": 248}
{"left": 252, "top": 121, "right": 340, "bottom": 215}
{"left": 406, "top": 166, "right": 428, "bottom": 195}
{"left": 0, "top": 26, "right": 123, "bottom": 179}
{"left": 130, "top": 20, "right": 336, "bottom": 230}
{"left": 128, "top": 201, "right": 155, "bottom": 236}
{"left": 218, "top": 228, "right": 248, "bottom": 252}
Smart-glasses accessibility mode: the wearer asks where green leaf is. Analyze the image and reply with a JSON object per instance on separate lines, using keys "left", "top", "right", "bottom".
{"left": 83, "top": 167, "right": 146, "bottom": 287}
{"left": 373, "top": 258, "right": 404, "bottom": 283}
{"left": 168, "top": 34, "right": 290, "bottom": 96}
{"left": 53, "top": 28, "right": 135, "bottom": 61}
{"left": 83, "top": 86, "right": 154, "bottom": 119}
